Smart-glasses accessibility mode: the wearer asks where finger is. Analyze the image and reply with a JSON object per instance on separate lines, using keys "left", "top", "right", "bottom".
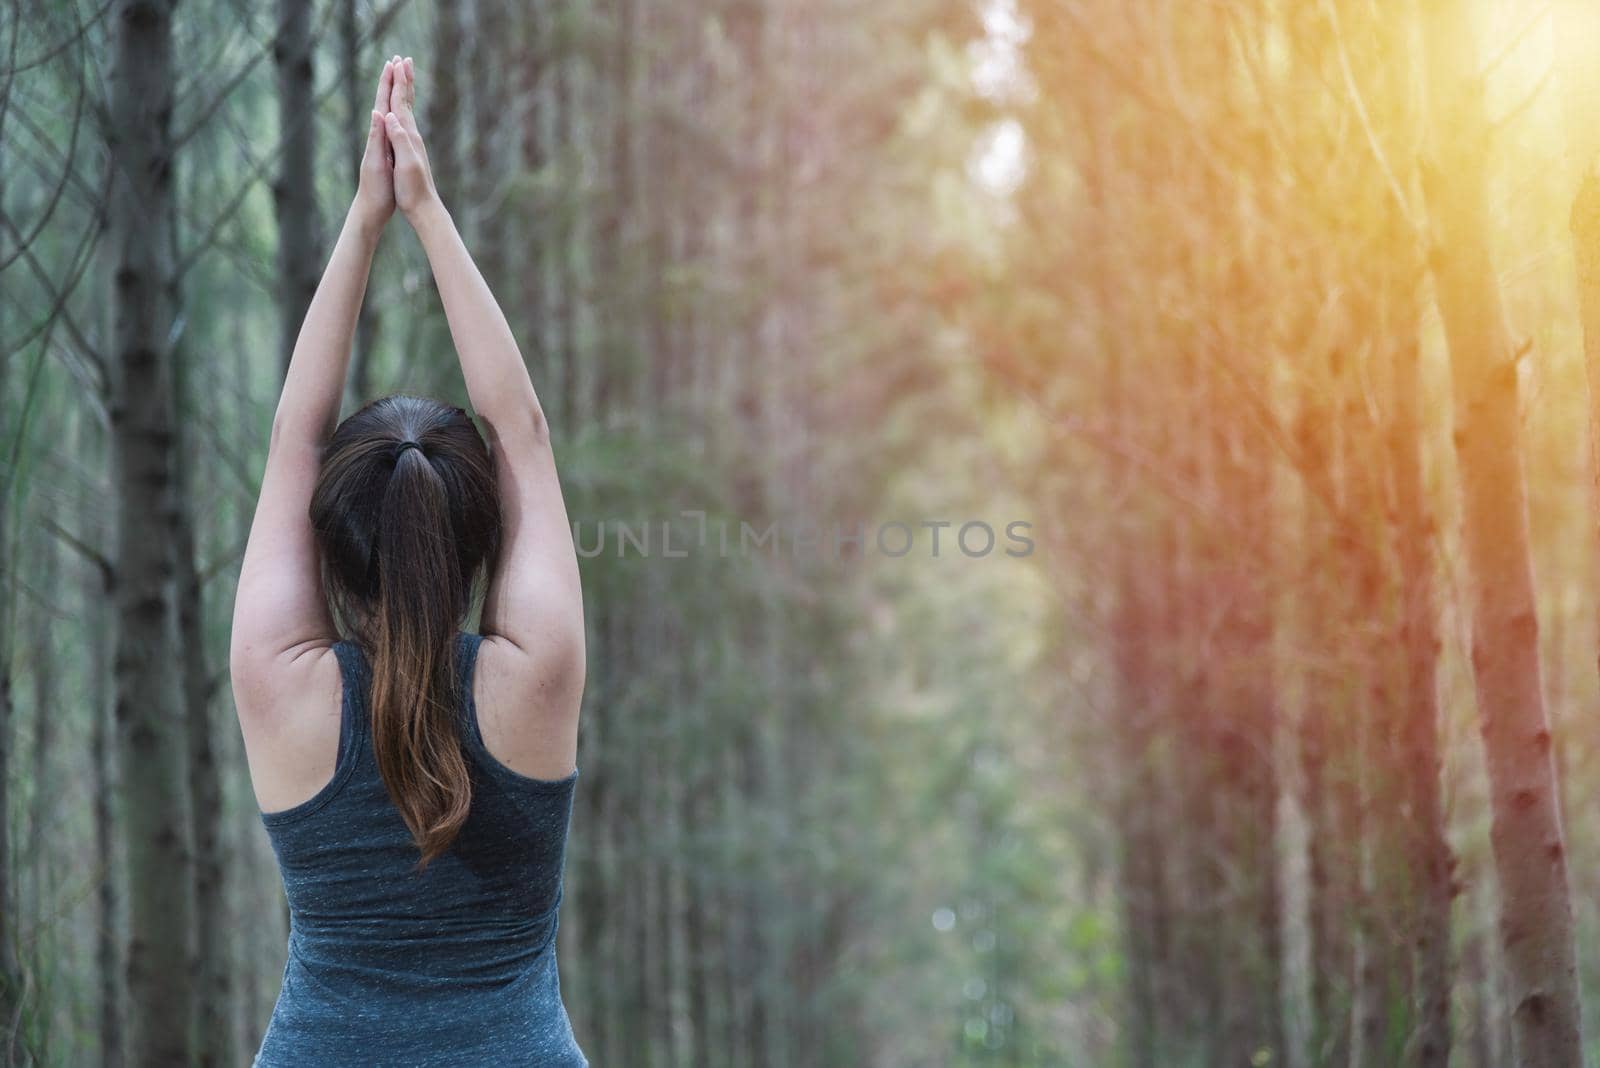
{"left": 372, "top": 59, "right": 393, "bottom": 115}
{"left": 395, "top": 60, "right": 422, "bottom": 140}
{"left": 366, "top": 109, "right": 385, "bottom": 153}
{"left": 384, "top": 112, "right": 416, "bottom": 160}
{"left": 397, "top": 57, "right": 419, "bottom": 136}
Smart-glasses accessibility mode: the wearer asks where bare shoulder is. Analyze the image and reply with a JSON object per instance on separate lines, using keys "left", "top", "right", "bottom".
{"left": 231, "top": 642, "right": 344, "bottom": 814}
{"left": 473, "top": 632, "right": 584, "bottom": 780}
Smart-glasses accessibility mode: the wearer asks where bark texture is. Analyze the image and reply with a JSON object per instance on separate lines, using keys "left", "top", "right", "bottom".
{"left": 1418, "top": 2, "right": 1584, "bottom": 1064}
{"left": 275, "top": 0, "right": 320, "bottom": 377}
{"left": 107, "top": 0, "right": 197, "bottom": 1063}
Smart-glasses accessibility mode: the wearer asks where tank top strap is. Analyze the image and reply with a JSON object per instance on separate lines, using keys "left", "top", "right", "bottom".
{"left": 453, "top": 630, "right": 580, "bottom": 793}
{"left": 454, "top": 630, "right": 485, "bottom": 738}
{"left": 331, "top": 638, "right": 370, "bottom": 755}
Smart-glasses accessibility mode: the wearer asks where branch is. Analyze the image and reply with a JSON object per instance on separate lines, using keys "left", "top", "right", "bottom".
{"left": 2, "top": 85, "right": 106, "bottom": 213}
{"left": 0, "top": 0, "right": 114, "bottom": 79}
{"left": 175, "top": 0, "right": 414, "bottom": 275}
{"left": 1478, "top": 2, "right": 1552, "bottom": 81}
{"left": 42, "top": 515, "right": 112, "bottom": 588}
{"left": 0, "top": 44, "right": 89, "bottom": 274}
{"left": 1490, "top": 63, "right": 1553, "bottom": 137}
{"left": 0, "top": 203, "right": 108, "bottom": 392}
{"left": 1322, "top": 0, "right": 1422, "bottom": 239}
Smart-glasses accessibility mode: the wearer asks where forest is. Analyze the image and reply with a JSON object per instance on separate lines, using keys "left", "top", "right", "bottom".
{"left": 4, "top": 0, "right": 1600, "bottom": 1065}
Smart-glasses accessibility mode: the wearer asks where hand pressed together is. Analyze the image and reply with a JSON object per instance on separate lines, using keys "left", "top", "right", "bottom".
{"left": 352, "top": 55, "right": 442, "bottom": 232}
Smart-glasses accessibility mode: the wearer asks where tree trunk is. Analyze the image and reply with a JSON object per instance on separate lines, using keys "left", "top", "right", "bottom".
{"left": 0, "top": 121, "right": 19, "bottom": 1064}
{"left": 27, "top": 536, "right": 59, "bottom": 936}
{"left": 0, "top": 502, "right": 16, "bottom": 1059}
{"left": 519, "top": 4, "right": 552, "bottom": 417}
{"left": 1558, "top": 0, "right": 1600, "bottom": 637}
{"left": 554, "top": 8, "right": 582, "bottom": 423}
{"left": 83, "top": 419, "right": 125, "bottom": 1068}
{"left": 470, "top": 0, "right": 508, "bottom": 295}
{"left": 1418, "top": 2, "right": 1584, "bottom": 1063}
{"left": 1294, "top": 365, "right": 1354, "bottom": 1067}
{"left": 1086, "top": 101, "right": 1164, "bottom": 1066}
{"left": 425, "top": 2, "right": 465, "bottom": 212}
{"left": 343, "top": 0, "right": 377, "bottom": 404}
{"left": 1387, "top": 326, "right": 1454, "bottom": 1068}
{"left": 107, "top": 1, "right": 197, "bottom": 1063}
{"left": 173, "top": 327, "right": 231, "bottom": 1067}
{"left": 275, "top": 0, "right": 320, "bottom": 379}
{"left": 596, "top": 0, "right": 636, "bottom": 423}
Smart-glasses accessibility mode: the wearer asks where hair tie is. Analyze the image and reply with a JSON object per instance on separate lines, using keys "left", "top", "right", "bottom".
{"left": 396, "top": 440, "right": 422, "bottom": 457}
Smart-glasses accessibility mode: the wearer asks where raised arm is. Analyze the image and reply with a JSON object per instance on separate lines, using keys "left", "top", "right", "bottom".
{"left": 385, "top": 60, "right": 586, "bottom": 712}
{"left": 231, "top": 60, "right": 399, "bottom": 689}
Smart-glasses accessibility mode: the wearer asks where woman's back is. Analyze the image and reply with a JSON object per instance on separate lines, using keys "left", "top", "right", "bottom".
{"left": 232, "top": 55, "right": 588, "bottom": 1066}
{"left": 253, "top": 632, "right": 587, "bottom": 1068}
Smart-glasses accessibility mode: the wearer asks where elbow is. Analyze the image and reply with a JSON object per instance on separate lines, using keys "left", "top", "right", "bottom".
{"left": 522, "top": 400, "right": 552, "bottom": 444}
{"left": 483, "top": 397, "right": 552, "bottom": 448}
{"left": 267, "top": 414, "right": 309, "bottom": 457}
{"left": 267, "top": 410, "right": 334, "bottom": 456}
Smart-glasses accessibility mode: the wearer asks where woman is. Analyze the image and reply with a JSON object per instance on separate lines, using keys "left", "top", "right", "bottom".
{"left": 230, "top": 56, "right": 588, "bottom": 1067}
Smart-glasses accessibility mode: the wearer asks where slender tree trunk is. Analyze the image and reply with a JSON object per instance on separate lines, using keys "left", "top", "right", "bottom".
{"left": 1344, "top": 377, "right": 1405, "bottom": 1068}
{"left": 425, "top": 2, "right": 465, "bottom": 211}
{"left": 107, "top": 1, "right": 197, "bottom": 1063}
{"left": 1295, "top": 371, "right": 1353, "bottom": 1067}
{"left": 26, "top": 537, "right": 59, "bottom": 936}
{"left": 1462, "top": 936, "right": 1497, "bottom": 1068}
{"left": 82, "top": 419, "right": 124, "bottom": 1068}
{"left": 1418, "top": 2, "right": 1584, "bottom": 1063}
{"left": 343, "top": 0, "right": 377, "bottom": 403}
{"left": 1225, "top": 446, "right": 1287, "bottom": 1068}
{"left": 274, "top": 0, "right": 320, "bottom": 379}
{"left": 470, "top": 0, "right": 508, "bottom": 294}
{"left": 1559, "top": 12, "right": 1600, "bottom": 875}
{"left": 0, "top": 126, "right": 19, "bottom": 1064}
{"left": 0, "top": 509, "right": 16, "bottom": 1060}
{"left": 1387, "top": 325, "right": 1454, "bottom": 1068}
{"left": 1112, "top": 510, "right": 1161, "bottom": 1068}
{"left": 519, "top": 5, "right": 552, "bottom": 414}
{"left": 1086, "top": 101, "right": 1163, "bottom": 1066}
{"left": 1350, "top": 682, "right": 1397, "bottom": 1068}
{"left": 683, "top": 755, "right": 711, "bottom": 1066}
{"left": 1167, "top": 349, "right": 1227, "bottom": 1065}
{"left": 596, "top": 0, "right": 635, "bottom": 423}
{"left": 554, "top": 7, "right": 581, "bottom": 422}
{"left": 173, "top": 338, "right": 230, "bottom": 1067}
{"left": 1558, "top": 0, "right": 1600, "bottom": 674}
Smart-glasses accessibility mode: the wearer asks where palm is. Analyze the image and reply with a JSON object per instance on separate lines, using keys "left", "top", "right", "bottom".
{"left": 354, "top": 58, "right": 401, "bottom": 226}
{"left": 358, "top": 134, "right": 395, "bottom": 217}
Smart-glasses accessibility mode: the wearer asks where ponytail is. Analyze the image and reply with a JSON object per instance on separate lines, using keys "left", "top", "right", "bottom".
{"left": 311, "top": 396, "right": 502, "bottom": 872}
{"left": 369, "top": 443, "right": 472, "bottom": 871}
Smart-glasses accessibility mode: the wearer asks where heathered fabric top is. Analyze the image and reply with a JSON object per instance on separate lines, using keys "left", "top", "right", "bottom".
{"left": 253, "top": 631, "right": 587, "bottom": 1067}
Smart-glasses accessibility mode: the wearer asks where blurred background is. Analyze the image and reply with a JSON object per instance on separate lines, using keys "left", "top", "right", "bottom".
{"left": 4, "top": 0, "right": 1600, "bottom": 1065}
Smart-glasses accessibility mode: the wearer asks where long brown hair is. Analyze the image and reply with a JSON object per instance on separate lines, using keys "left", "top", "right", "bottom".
{"left": 310, "top": 394, "right": 501, "bottom": 870}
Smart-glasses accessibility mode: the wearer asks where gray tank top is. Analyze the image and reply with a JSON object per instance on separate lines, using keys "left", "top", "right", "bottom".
{"left": 253, "top": 631, "right": 587, "bottom": 1067}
